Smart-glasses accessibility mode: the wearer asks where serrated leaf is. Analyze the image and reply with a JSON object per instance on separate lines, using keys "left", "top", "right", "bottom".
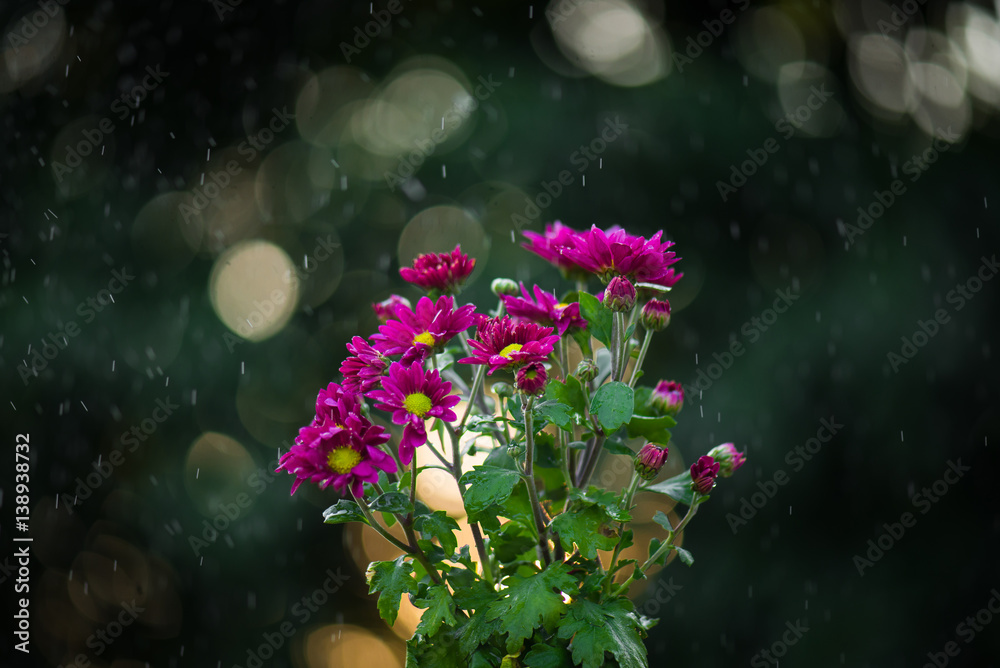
{"left": 674, "top": 545, "right": 694, "bottom": 566}
{"left": 447, "top": 568, "right": 495, "bottom": 611}
{"left": 370, "top": 491, "right": 414, "bottom": 515}
{"left": 367, "top": 556, "right": 418, "bottom": 626}
{"left": 459, "top": 610, "right": 504, "bottom": 656}
{"left": 486, "top": 563, "right": 577, "bottom": 654}
{"left": 460, "top": 466, "right": 522, "bottom": 520}
{"left": 414, "top": 510, "right": 460, "bottom": 556}
{"left": 322, "top": 499, "right": 368, "bottom": 525}
{"left": 545, "top": 376, "right": 587, "bottom": 416}
{"left": 556, "top": 598, "right": 647, "bottom": 668}
{"left": 590, "top": 382, "right": 634, "bottom": 433}
{"left": 523, "top": 643, "right": 572, "bottom": 668}
{"left": 578, "top": 292, "right": 613, "bottom": 347}
{"left": 534, "top": 400, "right": 575, "bottom": 432}
{"left": 643, "top": 470, "right": 695, "bottom": 506}
{"left": 550, "top": 503, "right": 617, "bottom": 559}
{"left": 602, "top": 438, "right": 634, "bottom": 456}
{"left": 414, "top": 584, "right": 459, "bottom": 636}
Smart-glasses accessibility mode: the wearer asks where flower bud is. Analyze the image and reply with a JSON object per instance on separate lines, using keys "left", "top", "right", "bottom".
{"left": 492, "top": 381, "right": 515, "bottom": 399}
{"left": 603, "top": 276, "right": 637, "bottom": 312}
{"left": 690, "top": 455, "right": 720, "bottom": 495}
{"left": 707, "top": 443, "right": 746, "bottom": 478}
{"left": 575, "top": 358, "right": 598, "bottom": 383}
{"left": 640, "top": 299, "right": 671, "bottom": 331}
{"left": 648, "top": 380, "right": 684, "bottom": 416}
{"left": 515, "top": 362, "right": 547, "bottom": 395}
{"left": 372, "top": 295, "right": 411, "bottom": 324}
{"left": 491, "top": 278, "right": 520, "bottom": 297}
{"left": 634, "top": 442, "right": 669, "bottom": 481}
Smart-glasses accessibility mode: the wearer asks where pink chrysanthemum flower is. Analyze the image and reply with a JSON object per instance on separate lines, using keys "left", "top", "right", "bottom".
{"left": 501, "top": 283, "right": 587, "bottom": 335}
{"left": 521, "top": 221, "right": 587, "bottom": 278}
{"left": 277, "top": 382, "right": 397, "bottom": 497}
{"left": 649, "top": 380, "right": 684, "bottom": 416}
{"left": 367, "top": 361, "right": 461, "bottom": 466}
{"left": 399, "top": 245, "right": 476, "bottom": 294}
{"left": 373, "top": 295, "right": 411, "bottom": 324}
{"left": 370, "top": 295, "right": 477, "bottom": 365}
{"left": 708, "top": 442, "right": 747, "bottom": 478}
{"left": 340, "top": 336, "right": 389, "bottom": 394}
{"left": 563, "top": 225, "right": 682, "bottom": 285}
{"left": 515, "top": 361, "right": 548, "bottom": 395}
{"left": 459, "top": 315, "right": 560, "bottom": 375}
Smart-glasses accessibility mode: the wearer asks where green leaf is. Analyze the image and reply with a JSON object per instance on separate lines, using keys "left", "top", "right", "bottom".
{"left": 447, "top": 568, "right": 496, "bottom": 611}
{"left": 367, "top": 556, "right": 418, "bottom": 626}
{"left": 459, "top": 610, "right": 504, "bottom": 656}
{"left": 460, "top": 466, "right": 522, "bottom": 521}
{"left": 569, "top": 486, "right": 630, "bottom": 522}
{"left": 534, "top": 400, "right": 575, "bottom": 431}
{"left": 643, "top": 470, "right": 695, "bottom": 506}
{"left": 406, "top": 629, "right": 466, "bottom": 668}
{"left": 590, "top": 382, "right": 634, "bottom": 433}
{"left": 578, "top": 292, "right": 613, "bottom": 347}
{"left": 491, "top": 523, "right": 537, "bottom": 563}
{"left": 414, "top": 584, "right": 459, "bottom": 636}
{"left": 625, "top": 414, "right": 676, "bottom": 443}
{"left": 545, "top": 376, "right": 587, "bottom": 416}
{"left": 602, "top": 437, "right": 634, "bottom": 457}
{"left": 570, "top": 326, "right": 594, "bottom": 357}
{"left": 550, "top": 503, "right": 617, "bottom": 559}
{"left": 523, "top": 643, "right": 572, "bottom": 668}
{"left": 370, "top": 491, "right": 414, "bottom": 515}
{"left": 414, "top": 510, "right": 460, "bottom": 556}
{"left": 486, "top": 563, "right": 577, "bottom": 653}
{"left": 651, "top": 510, "right": 673, "bottom": 532}
{"left": 556, "top": 598, "right": 647, "bottom": 668}
{"left": 674, "top": 545, "right": 694, "bottom": 566}
{"left": 322, "top": 499, "right": 368, "bottom": 525}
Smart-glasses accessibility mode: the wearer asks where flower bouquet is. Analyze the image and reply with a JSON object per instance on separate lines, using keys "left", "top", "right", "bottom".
{"left": 277, "top": 223, "right": 746, "bottom": 667}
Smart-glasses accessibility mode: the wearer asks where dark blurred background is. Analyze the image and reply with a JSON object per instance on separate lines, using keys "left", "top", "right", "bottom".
{"left": 2, "top": 0, "right": 999, "bottom": 665}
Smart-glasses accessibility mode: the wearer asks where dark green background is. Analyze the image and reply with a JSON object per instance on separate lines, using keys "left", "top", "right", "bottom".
{"left": 2, "top": 0, "right": 999, "bottom": 666}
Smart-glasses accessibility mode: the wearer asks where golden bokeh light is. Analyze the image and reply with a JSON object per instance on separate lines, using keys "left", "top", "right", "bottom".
{"left": 209, "top": 239, "right": 300, "bottom": 342}
{"left": 183, "top": 431, "right": 259, "bottom": 516}
{"left": 2, "top": 4, "right": 67, "bottom": 91}
{"left": 305, "top": 624, "right": 402, "bottom": 668}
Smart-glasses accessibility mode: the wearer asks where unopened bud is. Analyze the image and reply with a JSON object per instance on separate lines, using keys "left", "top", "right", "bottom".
{"left": 603, "top": 276, "right": 637, "bottom": 312}
{"left": 707, "top": 443, "right": 746, "bottom": 477}
{"left": 492, "top": 381, "right": 514, "bottom": 399}
{"left": 575, "top": 358, "right": 598, "bottom": 383}
{"left": 491, "top": 278, "right": 520, "bottom": 297}
{"left": 640, "top": 298, "right": 671, "bottom": 331}
{"left": 634, "top": 442, "right": 669, "bottom": 481}
{"left": 690, "top": 455, "right": 720, "bottom": 495}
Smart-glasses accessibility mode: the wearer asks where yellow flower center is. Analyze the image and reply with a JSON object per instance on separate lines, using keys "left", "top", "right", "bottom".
{"left": 498, "top": 343, "right": 523, "bottom": 360}
{"left": 413, "top": 331, "right": 436, "bottom": 347}
{"left": 327, "top": 446, "right": 362, "bottom": 474}
{"left": 555, "top": 302, "right": 569, "bottom": 310}
{"left": 404, "top": 392, "right": 433, "bottom": 417}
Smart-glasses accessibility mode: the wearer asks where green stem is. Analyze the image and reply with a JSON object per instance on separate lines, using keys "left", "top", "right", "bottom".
{"left": 611, "top": 496, "right": 701, "bottom": 597}
{"left": 522, "top": 394, "right": 552, "bottom": 566}
{"left": 604, "top": 473, "right": 641, "bottom": 596}
{"left": 628, "top": 328, "right": 654, "bottom": 389}
{"left": 458, "top": 363, "right": 487, "bottom": 430}
{"left": 352, "top": 490, "right": 416, "bottom": 555}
